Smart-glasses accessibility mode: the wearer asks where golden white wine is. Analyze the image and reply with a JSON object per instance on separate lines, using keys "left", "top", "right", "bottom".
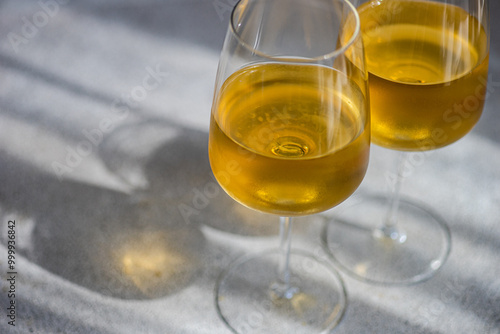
{"left": 209, "top": 63, "right": 369, "bottom": 216}
{"left": 358, "top": 0, "right": 489, "bottom": 150}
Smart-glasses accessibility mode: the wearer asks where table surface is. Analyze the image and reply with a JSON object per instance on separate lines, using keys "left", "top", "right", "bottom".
{"left": 0, "top": 1, "right": 499, "bottom": 333}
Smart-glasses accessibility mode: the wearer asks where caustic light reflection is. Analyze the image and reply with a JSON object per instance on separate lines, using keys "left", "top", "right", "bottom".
{"left": 114, "top": 231, "right": 199, "bottom": 297}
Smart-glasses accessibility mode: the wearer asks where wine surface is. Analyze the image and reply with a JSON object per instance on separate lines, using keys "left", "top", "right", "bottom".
{"left": 359, "top": 0, "right": 489, "bottom": 150}
{"left": 209, "top": 63, "right": 369, "bottom": 216}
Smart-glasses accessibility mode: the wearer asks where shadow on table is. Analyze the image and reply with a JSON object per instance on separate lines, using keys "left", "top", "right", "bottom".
{"left": 98, "top": 120, "right": 279, "bottom": 237}
{"left": 0, "top": 119, "right": 281, "bottom": 300}
{"left": 0, "top": 151, "right": 206, "bottom": 300}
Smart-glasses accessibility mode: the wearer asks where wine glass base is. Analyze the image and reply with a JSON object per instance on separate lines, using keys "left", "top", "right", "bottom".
{"left": 321, "top": 192, "right": 451, "bottom": 286}
{"left": 215, "top": 249, "right": 347, "bottom": 334}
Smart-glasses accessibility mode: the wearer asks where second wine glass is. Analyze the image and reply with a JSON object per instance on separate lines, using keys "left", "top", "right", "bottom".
{"left": 209, "top": 0, "right": 370, "bottom": 332}
{"left": 323, "top": 0, "right": 490, "bottom": 285}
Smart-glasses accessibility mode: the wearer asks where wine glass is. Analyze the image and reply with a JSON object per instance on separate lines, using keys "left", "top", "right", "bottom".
{"left": 322, "top": 0, "right": 490, "bottom": 285}
{"left": 208, "top": 0, "right": 370, "bottom": 332}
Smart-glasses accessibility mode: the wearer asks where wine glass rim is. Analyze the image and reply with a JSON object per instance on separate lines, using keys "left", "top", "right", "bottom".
{"left": 229, "top": 0, "right": 361, "bottom": 62}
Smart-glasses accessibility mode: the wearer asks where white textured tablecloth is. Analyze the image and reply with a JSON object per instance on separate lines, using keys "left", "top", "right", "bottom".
{"left": 0, "top": 1, "right": 499, "bottom": 333}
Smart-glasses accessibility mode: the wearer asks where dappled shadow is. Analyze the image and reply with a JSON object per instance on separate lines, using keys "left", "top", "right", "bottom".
{"left": 0, "top": 151, "right": 205, "bottom": 300}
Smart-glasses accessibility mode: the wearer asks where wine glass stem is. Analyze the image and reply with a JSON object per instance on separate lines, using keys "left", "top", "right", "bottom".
{"left": 378, "top": 151, "right": 408, "bottom": 243}
{"left": 278, "top": 216, "right": 293, "bottom": 287}
{"left": 271, "top": 216, "right": 298, "bottom": 299}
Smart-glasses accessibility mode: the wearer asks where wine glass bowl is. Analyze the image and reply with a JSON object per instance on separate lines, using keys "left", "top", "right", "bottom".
{"left": 208, "top": 0, "right": 370, "bottom": 332}
{"left": 209, "top": 63, "right": 370, "bottom": 216}
{"left": 361, "top": 0, "right": 489, "bottom": 151}
{"left": 323, "top": 0, "right": 490, "bottom": 285}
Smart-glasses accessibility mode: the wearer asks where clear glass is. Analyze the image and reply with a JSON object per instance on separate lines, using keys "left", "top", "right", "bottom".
{"left": 208, "top": 0, "right": 370, "bottom": 332}
{"left": 322, "top": 0, "right": 490, "bottom": 285}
